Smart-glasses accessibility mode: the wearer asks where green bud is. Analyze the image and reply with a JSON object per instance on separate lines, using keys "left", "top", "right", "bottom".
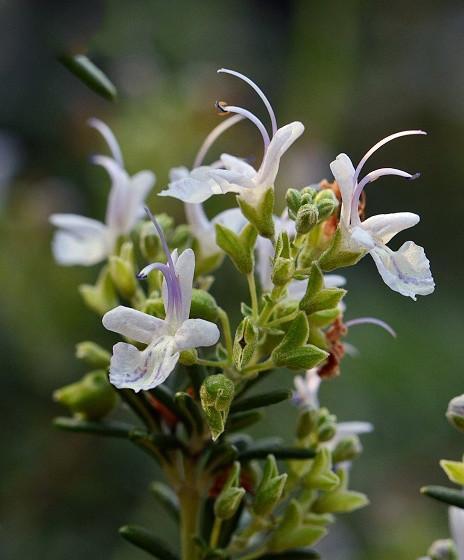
{"left": 300, "top": 287, "right": 346, "bottom": 315}
{"left": 214, "top": 462, "right": 246, "bottom": 520}
{"left": 295, "top": 204, "right": 319, "bottom": 234}
{"left": 53, "top": 370, "right": 117, "bottom": 420}
{"left": 286, "top": 188, "right": 302, "bottom": 220}
{"left": 139, "top": 220, "right": 161, "bottom": 261}
{"left": 272, "top": 257, "right": 295, "bottom": 286}
{"left": 315, "top": 189, "right": 339, "bottom": 220}
{"left": 143, "top": 298, "right": 165, "bottom": 318}
{"left": 233, "top": 317, "right": 258, "bottom": 370}
{"left": 332, "top": 435, "right": 362, "bottom": 464}
{"left": 75, "top": 341, "right": 110, "bottom": 368}
{"left": 317, "top": 420, "right": 337, "bottom": 442}
{"left": 319, "top": 228, "right": 364, "bottom": 272}
{"left": 428, "top": 539, "right": 458, "bottom": 560}
{"left": 109, "top": 242, "right": 137, "bottom": 300}
{"left": 215, "top": 222, "right": 258, "bottom": 275}
{"left": 79, "top": 265, "right": 118, "bottom": 315}
{"left": 253, "top": 455, "right": 287, "bottom": 516}
{"left": 269, "top": 500, "right": 327, "bottom": 553}
{"left": 179, "top": 349, "right": 198, "bottom": 366}
{"left": 200, "top": 375, "right": 235, "bottom": 441}
{"left": 190, "top": 289, "right": 219, "bottom": 322}
{"left": 440, "top": 460, "right": 464, "bottom": 486}
{"left": 312, "top": 469, "right": 369, "bottom": 514}
{"left": 237, "top": 187, "right": 275, "bottom": 238}
{"left": 301, "top": 186, "right": 318, "bottom": 200}
{"left": 304, "top": 448, "right": 340, "bottom": 492}
{"left": 447, "top": 395, "right": 464, "bottom": 432}
{"left": 272, "top": 312, "right": 329, "bottom": 370}
{"left": 171, "top": 224, "right": 191, "bottom": 249}
{"left": 297, "top": 409, "right": 316, "bottom": 439}
{"left": 308, "top": 307, "right": 341, "bottom": 328}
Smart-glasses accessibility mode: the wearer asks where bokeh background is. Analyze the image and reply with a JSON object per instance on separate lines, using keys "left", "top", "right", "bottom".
{"left": 1, "top": 1, "right": 463, "bottom": 558}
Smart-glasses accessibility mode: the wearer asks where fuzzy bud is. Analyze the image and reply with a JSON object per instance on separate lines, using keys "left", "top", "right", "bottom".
{"left": 214, "top": 462, "right": 246, "bottom": 520}
{"left": 295, "top": 203, "right": 319, "bottom": 234}
{"left": 190, "top": 289, "right": 219, "bottom": 323}
{"left": 447, "top": 395, "right": 464, "bottom": 432}
{"left": 315, "top": 189, "right": 339, "bottom": 220}
{"left": 332, "top": 435, "right": 363, "bottom": 464}
{"left": 75, "top": 341, "right": 110, "bottom": 368}
{"left": 253, "top": 455, "right": 287, "bottom": 517}
{"left": 200, "top": 374, "right": 235, "bottom": 441}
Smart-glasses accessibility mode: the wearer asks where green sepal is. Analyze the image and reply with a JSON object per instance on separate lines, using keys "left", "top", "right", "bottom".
{"left": 200, "top": 374, "right": 235, "bottom": 441}
{"left": 150, "top": 482, "right": 180, "bottom": 523}
{"left": 53, "top": 370, "right": 117, "bottom": 420}
{"left": 296, "top": 204, "right": 319, "bottom": 234}
{"left": 300, "top": 266, "right": 346, "bottom": 314}
{"left": 58, "top": 54, "right": 117, "bottom": 101}
{"left": 315, "top": 189, "right": 339, "bottom": 220}
{"left": 421, "top": 485, "right": 464, "bottom": 509}
{"left": 233, "top": 317, "right": 259, "bottom": 369}
{"left": 79, "top": 265, "right": 118, "bottom": 315}
{"left": 214, "top": 462, "right": 246, "bottom": 520}
{"left": 237, "top": 187, "right": 275, "bottom": 238}
{"left": 190, "top": 289, "right": 220, "bottom": 322}
{"left": 304, "top": 448, "right": 340, "bottom": 492}
{"left": 269, "top": 500, "right": 327, "bottom": 553}
{"left": 53, "top": 416, "right": 137, "bottom": 438}
{"left": 308, "top": 308, "right": 341, "bottom": 328}
{"left": 318, "top": 228, "right": 364, "bottom": 272}
{"left": 215, "top": 222, "right": 257, "bottom": 274}
{"left": 332, "top": 435, "right": 362, "bottom": 464}
{"left": 253, "top": 455, "right": 287, "bottom": 516}
{"left": 231, "top": 390, "right": 291, "bottom": 413}
{"left": 75, "top": 341, "right": 111, "bottom": 368}
{"left": 286, "top": 188, "right": 302, "bottom": 220}
{"left": 175, "top": 392, "right": 205, "bottom": 435}
{"left": 119, "top": 525, "right": 179, "bottom": 559}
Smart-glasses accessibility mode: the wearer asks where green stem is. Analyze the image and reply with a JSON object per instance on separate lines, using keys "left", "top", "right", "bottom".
{"left": 196, "top": 358, "right": 229, "bottom": 369}
{"left": 247, "top": 273, "right": 259, "bottom": 318}
{"left": 241, "top": 359, "right": 274, "bottom": 378}
{"left": 218, "top": 307, "right": 233, "bottom": 361}
{"left": 209, "top": 517, "right": 223, "bottom": 549}
{"left": 179, "top": 460, "right": 201, "bottom": 560}
{"left": 238, "top": 546, "right": 268, "bottom": 560}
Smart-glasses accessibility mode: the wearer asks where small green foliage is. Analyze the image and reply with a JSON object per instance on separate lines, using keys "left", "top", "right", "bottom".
{"left": 318, "top": 228, "right": 364, "bottom": 271}
{"left": 233, "top": 317, "right": 259, "bottom": 369}
{"left": 79, "top": 265, "right": 118, "bottom": 315}
{"left": 237, "top": 187, "right": 275, "bottom": 238}
{"left": 119, "top": 525, "right": 179, "bottom": 560}
{"left": 53, "top": 370, "right": 117, "bottom": 420}
{"left": 215, "top": 222, "right": 257, "bottom": 274}
{"left": 200, "top": 375, "right": 235, "bottom": 441}
{"left": 109, "top": 241, "right": 138, "bottom": 299}
{"left": 253, "top": 455, "right": 287, "bottom": 517}
{"left": 58, "top": 54, "right": 117, "bottom": 101}
{"left": 190, "top": 289, "right": 220, "bottom": 322}
{"left": 75, "top": 341, "right": 111, "bottom": 368}
{"left": 214, "top": 462, "right": 246, "bottom": 520}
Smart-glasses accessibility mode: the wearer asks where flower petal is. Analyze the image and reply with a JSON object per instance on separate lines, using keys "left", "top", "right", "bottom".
{"left": 109, "top": 338, "right": 179, "bottom": 392}
{"left": 220, "top": 154, "right": 256, "bottom": 178}
{"left": 211, "top": 207, "right": 249, "bottom": 234}
{"left": 174, "top": 248, "right": 196, "bottom": 322}
{"left": 256, "top": 237, "right": 274, "bottom": 292}
{"left": 174, "top": 318, "right": 220, "bottom": 351}
{"left": 369, "top": 241, "right": 435, "bottom": 300}
{"left": 361, "top": 212, "right": 420, "bottom": 244}
{"left": 102, "top": 305, "right": 168, "bottom": 344}
{"left": 449, "top": 506, "right": 464, "bottom": 559}
{"left": 255, "top": 121, "right": 304, "bottom": 188}
{"left": 336, "top": 421, "right": 374, "bottom": 437}
{"left": 49, "top": 213, "right": 109, "bottom": 266}
{"left": 169, "top": 166, "right": 190, "bottom": 182}
{"left": 330, "top": 153, "right": 356, "bottom": 227}
{"left": 125, "top": 170, "right": 156, "bottom": 227}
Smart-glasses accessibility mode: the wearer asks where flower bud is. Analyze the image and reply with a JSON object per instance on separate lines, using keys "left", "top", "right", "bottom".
{"left": 139, "top": 220, "right": 161, "bottom": 261}
{"left": 171, "top": 224, "right": 191, "bottom": 250}
{"left": 304, "top": 448, "right": 339, "bottom": 492}
{"left": 190, "top": 289, "right": 219, "bottom": 323}
{"left": 317, "top": 419, "right": 337, "bottom": 442}
{"left": 142, "top": 298, "right": 165, "bottom": 318}
{"left": 179, "top": 348, "right": 198, "bottom": 366}
{"left": 75, "top": 341, "right": 110, "bottom": 368}
{"left": 286, "top": 188, "right": 302, "bottom": 220}
{"left": 253, "top": 455, "right": 287, "bottom": 517}
{"left": 53, "top": 370, "right": 117, "bottom": 420}
{"left": 297, "top": 409, "right": 316, "bottom": 439}
{"left": 428, "top": 539, "right": 458, "bottom": 560}
{"left": 295, "top": 204, "right": 319, "bottom": 234}
{"left": 214, "top": 462, "right": 246, "bottom": 520}
{"left": 447, "top": 395, "right": 464, "bottom": 432}
{"left": 79, "top": 265, "right": 118, "bottom": 315}
{"left": 332, "top": 435, "right": 363, "bottom": 464}
{"left": 272, "top": 257, "right": 295, "bottom": 286}
{"left": 315, "top": 189, "right": 339, "bottom": 220}
{"left": 200, "top": 374, "right": 235, "bottom": 441}
{"left": 300, "top": 186, "right": 317, "bottom": 204}
{"left": 233, "top": 317, "right": 258, "bottom": 370}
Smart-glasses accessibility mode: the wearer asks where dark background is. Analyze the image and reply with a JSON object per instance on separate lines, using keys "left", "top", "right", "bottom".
{"left": 1, "top": 1, "right": 463, "bottom": 558}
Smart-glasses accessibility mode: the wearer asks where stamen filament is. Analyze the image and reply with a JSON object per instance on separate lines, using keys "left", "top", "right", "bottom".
{"left": 353, "top": 130, "right": 426, "bottom": 185}
{"left": 218, "top": 68, "right": 278, "bottom": 136}
{"left": 216, "top": 102, "right": 270, "bottom": 150}
{"left": 88, "top": 118, "right": 124, "bottom": 168}
{"left": 193, "top": 114, "right": 244, "bottom": 168}
{"left": 345, "top": 317, "right": 396, "bottom": 338}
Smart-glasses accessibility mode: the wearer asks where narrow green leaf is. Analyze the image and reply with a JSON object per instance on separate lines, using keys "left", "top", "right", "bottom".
{"left": 205, "top": 443, "right": 239, "bottom": 471}
{"left": 258, "top": 549, "right": 320, "bottom": 559}
{"left": 227, "top": 410, "right": 264, "bottom": 432}
{"left": 58, "top": 54, "right": 117, "bottom": 101}
{"left": 119, "top": 525, "right": 178, "bottom": 559}
{"left": 175, "top": 392, "right": 204, "bottom": 434}
{"left": 150, "top": 385, "right": 191, "bottom": 433}
{"left": 150, "top": 482, "right": 180, "bottom": 523}
{"left": 231, "top": 390, "right": 291, "bottom": 413}
{"left": 53, "top": 416, "right": 138, "bottom": 438}
{"left": 239, "top": 446, "right": 316, "bottom": 461}
{"left": 421, "top": 485, "right": 464, "bottom": 509}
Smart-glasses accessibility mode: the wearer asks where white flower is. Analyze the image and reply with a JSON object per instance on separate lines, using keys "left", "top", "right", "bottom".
{"left": 450, "top": 506, "right": 464, "bottom": 559}
{"left": 159, "top": 69, "right": 304, "bottom": 206}
{"left": 50, "top": 119, "right": 155, "bottom": 266}
{"left": 330, "top": 130, "right": 435, "bottom": 300}
{"left": 102, "top": 211, "right": 220, "bottom": 392}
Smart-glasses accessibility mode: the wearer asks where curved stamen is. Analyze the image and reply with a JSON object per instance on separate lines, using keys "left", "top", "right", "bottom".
{"left": 88, "top": 118, "right": 124, "bottom": 168}
{"left": 216, "top": 101, "right": 270, "bottom": 151}
{"left": 193, "top": 114, "right": 244, "bottom": 168}
{"left": 218, "top": 68, "right": 277, "bottom": 136}
{"left": 345, "top": 317, "right": 396, "bottom": 338}
{"left": 353, "top": 130, "right": 426, "bottom": 186}
{"left": 350, "top": 168, "right": 420, "bottom": 225}
{"left": 143, "top": 206, "right": 182, "bottom": 321}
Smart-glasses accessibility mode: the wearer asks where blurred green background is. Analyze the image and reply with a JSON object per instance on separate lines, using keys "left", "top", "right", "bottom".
{"left": 1, "top": 1, "right": 463, "bottom": 558}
